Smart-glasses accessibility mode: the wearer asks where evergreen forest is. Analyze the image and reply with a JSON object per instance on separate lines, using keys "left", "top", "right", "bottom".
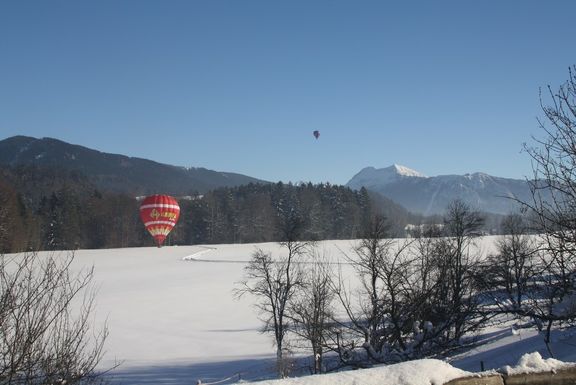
{"left": 0, "top": 165, "right": 420, "bottom": 253}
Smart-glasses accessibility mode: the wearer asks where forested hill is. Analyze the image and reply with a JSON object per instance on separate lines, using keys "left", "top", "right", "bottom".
{"left": 0, "top": 164, "right": 419, "bottom": 253}
{"left": 0, "top": 136, "right": 266, "bottom": 195}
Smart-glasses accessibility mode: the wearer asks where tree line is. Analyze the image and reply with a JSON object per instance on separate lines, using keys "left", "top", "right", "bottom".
{"left": 1, "top": 166, "right": 424, "bottom": 253}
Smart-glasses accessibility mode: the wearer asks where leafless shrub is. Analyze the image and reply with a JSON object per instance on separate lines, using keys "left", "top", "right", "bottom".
{"left": 0, "top": 251, "right": 110, "bottom": 384}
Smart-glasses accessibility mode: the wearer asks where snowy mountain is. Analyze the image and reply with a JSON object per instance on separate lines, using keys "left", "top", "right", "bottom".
{"left": 348, "top": 164, "right": 427, "bottom": 187}
{"left": 0, "top": 136, "right": 267, "bottom": 195}
{"left": 346, "top": 164, "right": 533, "bottom": 215}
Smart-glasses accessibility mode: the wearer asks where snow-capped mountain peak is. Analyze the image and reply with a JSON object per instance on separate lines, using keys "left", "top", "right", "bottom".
{"left": 347, "top": 164, "right": 427, "bottom": 190}
{"left": 346, "top": 165, "right": 534, "bottom": 215}
{"left": 391, "top": 164, "right": 427, "bottom": 178}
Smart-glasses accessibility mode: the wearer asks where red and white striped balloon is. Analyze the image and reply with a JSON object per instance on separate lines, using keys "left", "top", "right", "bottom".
{"left": 139, "top": 194, "right": 180, "bottom": 247}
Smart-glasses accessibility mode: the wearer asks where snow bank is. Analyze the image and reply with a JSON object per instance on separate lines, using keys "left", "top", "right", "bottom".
{"left": 501, "top": 352, "right": 575, "bottom": 375}
{"left": 232, "top": 359, "right": 470, "bottom": 385}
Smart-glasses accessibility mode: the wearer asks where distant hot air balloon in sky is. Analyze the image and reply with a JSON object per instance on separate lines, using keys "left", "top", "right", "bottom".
{"left": 313, "top": 130, "right": 320, "bottom": 139}
{"left": 139, "top": 194, "right": 180, "bottom": 247}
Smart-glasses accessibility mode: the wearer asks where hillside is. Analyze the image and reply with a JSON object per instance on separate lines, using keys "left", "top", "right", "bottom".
{"left": 0, "top": 136, "right": 267, "bottom": 195}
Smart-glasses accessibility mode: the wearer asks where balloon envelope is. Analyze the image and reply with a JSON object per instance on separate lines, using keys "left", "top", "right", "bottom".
{"left": 139, "top": 194, "right": 180, "bottom": 247}
{"left": 313, "top": 130, "right": 320, "bottom": 139}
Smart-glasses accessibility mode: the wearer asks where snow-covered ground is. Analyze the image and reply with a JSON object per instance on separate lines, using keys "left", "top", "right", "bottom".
{"left": 23, "top": 237, "right": 576, "bottom": 384}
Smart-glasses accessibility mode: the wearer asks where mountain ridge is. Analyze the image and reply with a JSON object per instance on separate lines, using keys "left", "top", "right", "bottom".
{"left": 1, "top": 136, "right": 535, "bottom": 216}
{"left": 347, "top": 164, "right": 532, "bottom": 215}
{"left": 0, "top": 135, "right": 267, "bottom": 195}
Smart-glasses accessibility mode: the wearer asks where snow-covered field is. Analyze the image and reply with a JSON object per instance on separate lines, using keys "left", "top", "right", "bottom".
{"left": 26, "top": 237, "right": 576, "bottom": 384}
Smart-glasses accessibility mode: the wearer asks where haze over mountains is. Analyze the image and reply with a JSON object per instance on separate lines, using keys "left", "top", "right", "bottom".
{"left": 346, "top": 164, "right": 532, "bottom": 215}
{"left": 0, "top": 136, "right": 534, "bottom": 215}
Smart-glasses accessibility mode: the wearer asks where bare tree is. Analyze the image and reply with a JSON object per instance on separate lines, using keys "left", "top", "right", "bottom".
{"left": 331, "top": 215, "right": 417, "bottom": 365}
{"left": 329, "top": 208, "right": 489, "bottom": 367}
{"left": 524, "top": 66, "right": 576, "bottom": 244}
{"left": 341, "top": 215, "right": 394, "bottom": 363}
{"left": 235, "top": 241, "right": 310, "bottom": 377}
{"left": 289, "top": 251, "right": 335, "bottom": 374}
{"left": 0, "top": 252, "right": 109, "bottom": 384}
{"left": 235, "top": 199, "right": 315, "bottom": 377}
{"left": 477, "top": 214, "right": 539, "bottom": 312}
{"left": 351, "top": 214, "right": 391, "bottom": 359}
{"left": 520, "top": 65, "right": 576, "bottom": 355}
{"left": 523, "top": 65, "right": 576, "bottom": 267}
{"left": 435, "top": 199, "right": 485, "bottom": 342}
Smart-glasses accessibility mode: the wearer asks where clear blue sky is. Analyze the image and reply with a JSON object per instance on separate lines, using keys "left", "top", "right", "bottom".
{"left": 1, "top": 1, "right": 575, "bottom": 185}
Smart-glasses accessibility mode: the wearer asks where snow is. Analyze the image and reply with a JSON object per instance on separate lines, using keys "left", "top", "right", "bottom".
{"left": 359, "top": 165, "right": 427, "bottom": 182}
{"left": 347, "top": 164, "right": 427, "bottom": 189}
{"left": 552, "top": 293, "right": 576, "bottom": 317}
{"left": 391, "top": 164, "right": 427, "bottom": 178}
{"left": 501, "top": 352, "right": 575, "bottom": 375}
{"left": 240, "top": 359, "right": 470, "bottom": 385}
{"left": 12, "top": 237, "right": 576, "bottom": 385}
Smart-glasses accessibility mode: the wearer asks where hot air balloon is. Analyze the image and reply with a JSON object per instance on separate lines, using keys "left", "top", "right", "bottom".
{"left": 139, "top": 194, "right": 180, "bottom": 247}
{"left": 313, "top": 130, "right": 320, "bottom": 139}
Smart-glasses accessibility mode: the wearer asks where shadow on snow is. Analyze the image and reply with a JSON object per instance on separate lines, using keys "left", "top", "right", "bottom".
{"left": 107, "top": 356, "right": 277, "bottom": 385}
